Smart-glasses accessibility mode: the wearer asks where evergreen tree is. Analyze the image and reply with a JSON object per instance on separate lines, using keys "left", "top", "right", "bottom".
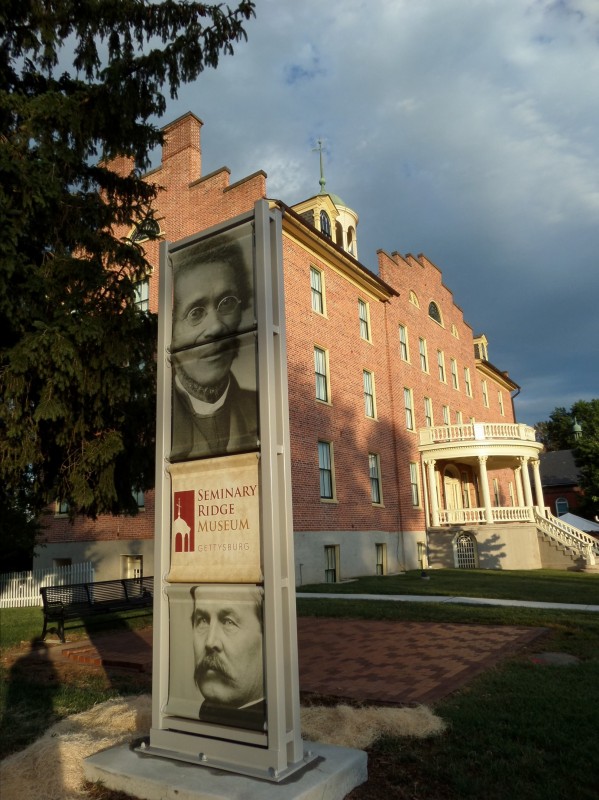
{"left": 0, "top": 1, "right": 255, "bottom": 519}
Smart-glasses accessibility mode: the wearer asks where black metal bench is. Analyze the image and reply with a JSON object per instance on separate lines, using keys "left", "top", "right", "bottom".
{"left": 40, "top": 576, "right": 153, "bottom": 642}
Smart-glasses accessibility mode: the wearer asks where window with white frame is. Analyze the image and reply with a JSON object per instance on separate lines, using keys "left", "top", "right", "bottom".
{"left": 404, "top": 387, "right": 414, "bottom": 430}
{"left": 376, "top": 543, "right": 387, "bottom": 575}
{"left": 456, "top": 410, "right": 463, "bottom": 424}
{"left": 399, "top": 324, "right": 409, "bottom": 361}
{"left": 358, "top": 298, "right": 370, "bottom": 341}
{"left": 134, "top": 278, "right": 150, "bottom": 311}
{"left": 482, "top": 379, "right": 489, "bottom": 407}
{"left": 318, "top": 441, "right": 335, "bottom": 500}
{"left": 369, "top": 453, "right": 383, "bottom": 505}
{"left": 320, "top": 210, "right": 332, "bottom": 238}
{"left": 132, "top": 489, "right": 145, "bottom": 509}
{"left": 122, "top": 554, "right": 143, "bottom": 579}
{"left": 310, "top": 266, "right": 324, "bottom": 314}
{"left": 508, "top": 481, "right": 515, "bottom": 506}
{"left": 461, "top": 471, "right": 471, "bottom": 508}
{"left": 442, "top": 405, "right": 450, "bottom": 425}
{"left": 498, "top": 391, "right": 505, "bottom": 416}
{"left": 363, "top": 369, "right": 376, "bottom": 418}
{"left": 409, "top": 290, "right": 419, "bottom": 307}
{"left": 409, "top": 462, "right": 420, "bottom": 506}
{"left": 419, "top": 338, "right": 428, "bottom": 372}
{"left": 56, "top": 500, "right": 69, "bottom": 515}
{"left": 424, "top": 396, "right": 433, "bottom": 427}
{"left": 493, "top": 478, "right": 500, "bottom": 506}
{"left": 324, "top": 545, "right": 338, "bottom": 582}
{"left": 452, "top": 324, "right": 459, "bottom": 338}
{"left": 314, "top": 346, "right": 329, "bottom": 402}
{"left": 464, "top": 366, "right": 472, "bottom": 397}
{"left": 437, "top": 350, "right": 446, "bottom": 382}
{"left": 556, "top": 497, "right": 569, "bottom": 516}
{"left": 450, "top": 358, "right": 459, "bottom": 389}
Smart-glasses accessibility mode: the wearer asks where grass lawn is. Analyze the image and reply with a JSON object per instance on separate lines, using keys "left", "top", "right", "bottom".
{"left": 299, "top": 567, "right": 599, "bottom": 605}
{"left": 0, "top": 606, "right": 152, "bottom": 759}
{"left": 1, "top": 570, "right": 598, "bottom": 799}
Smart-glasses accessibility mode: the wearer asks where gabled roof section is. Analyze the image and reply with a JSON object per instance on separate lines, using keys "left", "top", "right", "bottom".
{"left": 539, "top": 449, "right": 580, "bottom": 486}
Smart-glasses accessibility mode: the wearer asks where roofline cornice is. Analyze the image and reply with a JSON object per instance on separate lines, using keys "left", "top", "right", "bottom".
{"left": 476, "top": 359, "right": 520, "bottom": 391}
{"left": 271, "top": 200, "right": 397, "bottom": 302}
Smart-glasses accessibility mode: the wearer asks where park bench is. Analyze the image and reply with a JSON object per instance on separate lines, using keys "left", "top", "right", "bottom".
{"left": 40, "top": 576, "right": 153, "bottom": 643}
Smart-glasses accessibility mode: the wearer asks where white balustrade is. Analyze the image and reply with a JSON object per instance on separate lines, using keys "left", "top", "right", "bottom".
{"left": 535, "top": 510, "right": 599, "bottom": 566}
{"left": 419, "top": 422, "right": 537, "bottom": 446}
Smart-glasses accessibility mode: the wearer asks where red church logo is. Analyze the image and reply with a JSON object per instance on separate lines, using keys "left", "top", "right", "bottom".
{"left": 173, "top": 490, "right": 195, "bottom": 553}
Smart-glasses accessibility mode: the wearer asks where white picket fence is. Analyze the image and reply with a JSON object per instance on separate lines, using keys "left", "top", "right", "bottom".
{"left": 0, "top": 562, "right": 95, "bottom": 608}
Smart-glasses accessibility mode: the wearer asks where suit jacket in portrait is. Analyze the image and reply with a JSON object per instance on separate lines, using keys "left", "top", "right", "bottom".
{"left": 171, "top": 374, "right": 258, "bottom": 462}
{"left": 199, "top": 698, "right": 266, "bottom": 732}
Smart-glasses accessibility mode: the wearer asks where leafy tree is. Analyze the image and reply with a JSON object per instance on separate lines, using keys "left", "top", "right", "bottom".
{"left": 0, "top": 1, "right": 256, "bottom": 519}
{"left": 572, "top": 401, "right": 599, "bottom": 520}
{"left": 535, "top": 400, "right": 599, "bottom": 519}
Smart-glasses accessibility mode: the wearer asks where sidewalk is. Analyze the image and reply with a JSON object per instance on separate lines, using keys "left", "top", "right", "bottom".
{"left": 296, "top": 592, "right": 599, "bottom": 612}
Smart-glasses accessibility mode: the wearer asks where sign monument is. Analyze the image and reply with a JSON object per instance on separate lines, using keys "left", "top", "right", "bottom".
{"left": 145, "top": 201, "right": 311, "bottom": 779}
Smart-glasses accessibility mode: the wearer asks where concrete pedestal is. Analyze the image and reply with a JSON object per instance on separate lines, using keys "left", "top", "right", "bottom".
{"left": 84, "top": 742, "right": 367, "bottom": 800}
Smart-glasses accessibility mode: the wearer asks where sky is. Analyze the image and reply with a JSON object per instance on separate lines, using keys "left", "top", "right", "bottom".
{"left": 157, "top": 0, "right": 599, "bottom": 426}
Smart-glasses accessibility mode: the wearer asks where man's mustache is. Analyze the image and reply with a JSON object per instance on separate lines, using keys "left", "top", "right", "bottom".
{"left": 194, "top": 653, "right": 234, "bottom": 687}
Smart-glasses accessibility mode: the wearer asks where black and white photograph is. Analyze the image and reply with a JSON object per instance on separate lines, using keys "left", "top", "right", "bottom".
{"left": 165, "top": 583, "right": 266, "bottom": 733}
{"left": 169, "top": 224, "right": 259, "bottom": 462}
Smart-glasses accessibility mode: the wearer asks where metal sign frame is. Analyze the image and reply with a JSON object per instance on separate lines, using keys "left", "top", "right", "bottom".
{"left": 145, "top": 201, "right": 310, "bottom": 781}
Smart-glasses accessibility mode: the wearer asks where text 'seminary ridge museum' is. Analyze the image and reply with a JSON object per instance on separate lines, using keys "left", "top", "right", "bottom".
{"left": 38, "top": 112, "right": 596, "bottom": 581}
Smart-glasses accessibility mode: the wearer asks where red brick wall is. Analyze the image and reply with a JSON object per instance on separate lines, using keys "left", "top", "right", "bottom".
{"left": 42, "top": 112, "right": 521, "bottom": 552}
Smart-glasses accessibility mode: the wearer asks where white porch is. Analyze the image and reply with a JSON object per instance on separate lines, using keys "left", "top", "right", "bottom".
{"left": 418, "top": 422, "right": 598, "bottom": 571}
{"left": 418, "top": 422, "right": 545, "bottom": 528}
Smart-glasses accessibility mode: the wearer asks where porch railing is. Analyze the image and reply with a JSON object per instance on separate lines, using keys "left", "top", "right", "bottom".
{"left": 438, "top": 507, "right": 531, "bottom": 525}
{"left": 534, "top": 510, "right": 599, "bottom": 567}
{"left": 419, "top": 422, "right": 537, "bottom": 446}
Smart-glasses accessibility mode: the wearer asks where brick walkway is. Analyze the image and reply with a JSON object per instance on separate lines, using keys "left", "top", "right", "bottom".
{"left": 44, "top": 616, "right": 546, "bottom": 706}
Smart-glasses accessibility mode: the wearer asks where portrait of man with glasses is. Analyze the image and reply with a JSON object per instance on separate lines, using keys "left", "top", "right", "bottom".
{"left": 169, "top": 228, "right": 258, "bottom": 462}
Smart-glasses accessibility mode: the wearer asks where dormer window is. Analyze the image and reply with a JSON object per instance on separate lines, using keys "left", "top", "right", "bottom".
{"left": 474, "top": 337, "right": 489, "bottom": 361}
{"left": 320, "top": 210, "right": 331, "bottom": 238}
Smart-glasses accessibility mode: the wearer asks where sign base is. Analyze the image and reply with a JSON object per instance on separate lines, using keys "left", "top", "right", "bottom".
{"left": 85, "top": 740, "right": 367, "bottom": 798}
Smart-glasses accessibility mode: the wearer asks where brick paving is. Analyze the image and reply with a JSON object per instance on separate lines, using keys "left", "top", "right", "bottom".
{"left": 45, "top": 616, "right": 547, "bottom": 706}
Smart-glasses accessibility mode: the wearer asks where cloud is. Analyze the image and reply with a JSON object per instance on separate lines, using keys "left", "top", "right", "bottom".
{"left": 161, "top": 0, "right": 598, "bottom": 424}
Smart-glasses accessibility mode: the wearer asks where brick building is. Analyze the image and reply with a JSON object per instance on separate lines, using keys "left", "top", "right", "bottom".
{"left": 37, "top": 112, "right": 598, "bottom": 580}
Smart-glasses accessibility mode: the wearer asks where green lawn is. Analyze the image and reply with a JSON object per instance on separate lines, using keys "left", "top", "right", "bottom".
{"left": 299, "top": 568, "right": 599, "bottom": 604}
{"left": 2, "top": 571, "right": 599, "bottom": 799}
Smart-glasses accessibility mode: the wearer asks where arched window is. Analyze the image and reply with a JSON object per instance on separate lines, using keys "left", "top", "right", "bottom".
{"left": 409, "top": 290, "right": 420, "bottom": 308}
{"left": 428, "top": 301, "right": 442, "bottom": 324}
{"left": 455, "top": 533, "right": 477, "bottom": 569}
{"left": 130, "top": 216, "right": 161, "bottom": 243}
{"left": 320, "top": 210, "right": 331, "bottom": 238}
{"left": 555, "top": 497, "right": 569, "bottom": 516}
{"left": 347, "top": 226, "right": 356, "bottom": 255}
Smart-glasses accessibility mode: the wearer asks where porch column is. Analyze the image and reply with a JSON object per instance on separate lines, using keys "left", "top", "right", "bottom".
{"left": 478, "top": 456, "right": 493, "bottom": 524}
{"left": 425, "top": 459, "right": 440, "bottom": 527}
{"left": 514, "top": 465, "right": 525, "bottom": 507}
{"left": 519, "top": 456, "right": 535, "bottom": 521}
{"left": 531, "top": 458, "right": 545, "bottom": 516}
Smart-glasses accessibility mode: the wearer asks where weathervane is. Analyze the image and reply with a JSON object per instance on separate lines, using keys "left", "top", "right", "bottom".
{"left": 313, "top": 138, "right": 327, "bottom": 194}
